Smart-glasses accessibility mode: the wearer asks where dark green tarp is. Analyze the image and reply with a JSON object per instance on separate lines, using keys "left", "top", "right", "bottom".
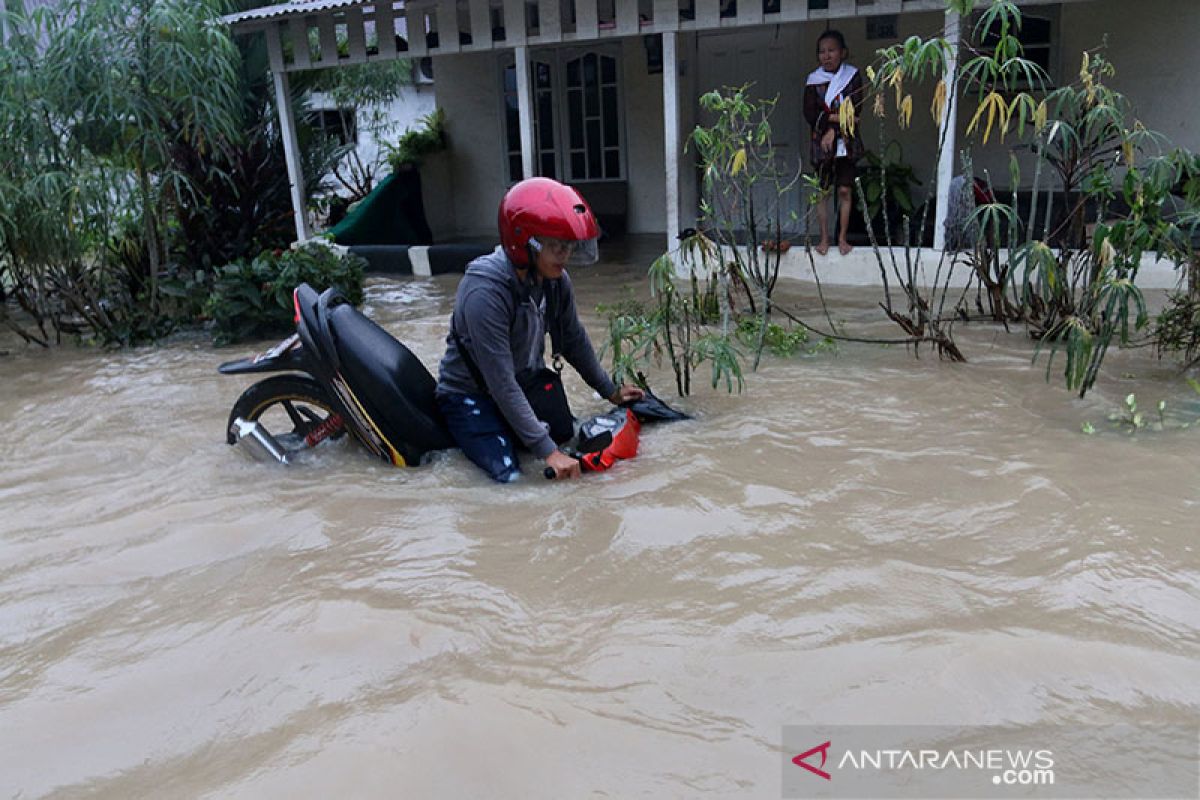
{"left": 330, "top": 169, "right": 434, "bottom": 246}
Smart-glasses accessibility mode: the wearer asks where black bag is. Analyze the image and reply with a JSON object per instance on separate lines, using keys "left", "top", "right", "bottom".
{"left": 516, "top": 366, "right": 574, "bottom": 444}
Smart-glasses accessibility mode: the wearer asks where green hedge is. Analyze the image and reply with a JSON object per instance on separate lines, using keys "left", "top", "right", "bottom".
{"left": 206, "top": 242, "right": 366, "bottom": 345}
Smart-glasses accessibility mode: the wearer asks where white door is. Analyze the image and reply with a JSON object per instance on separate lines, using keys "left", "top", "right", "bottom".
{"left": 696, "top": 28, "right": 805, "bottom": 235}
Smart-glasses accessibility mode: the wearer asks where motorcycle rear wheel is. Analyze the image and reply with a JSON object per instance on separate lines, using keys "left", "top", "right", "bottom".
{"left": 225, "top": 375, "right": 345, "bottom": 453}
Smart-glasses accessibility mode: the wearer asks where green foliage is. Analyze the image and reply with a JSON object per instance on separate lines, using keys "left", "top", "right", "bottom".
{"left": 0, "top": 0, "right": 382, "bottom": 348}
{"left": 1155, "top": 291, "right": 1200, "bottom": 368}
{"left": 601, "top": 310, "right": 658, "bottom": 390}
{"left": 385, "top": 109, "right": 448, "bottom": 171}
{"left": 1034, "top": 263, "right": 1147, "bottom": 398}
{"left": 1082, "top": 392, "right": 1177, "bottom": 436}
{"left": 173, "top": 21, "right": 345, "bottom": 274}
{"left": 626, "top": 86, "right": 839, "bottom": 390}
{"left": 0, "top": 0, "right": 266, "bottom": 346}
{"left": 871, "top": 1, "right": 1199, "bottom": 395}
{"left": 600, "top": 231, "right": 748, "bottom": 397}
{"left": 1017, "top": 66, "right": 1189, "bottom": 395}
{"left": 598, "top": 295, "right": 657, "bottom": 389}
{"left": 690, "top": 84, "right": 796, "bottom": 351}
{"left": 1031, "top": 52, "right": 1150, "bottom": 248}
{"left": 962, "top": 1, "right": 1049, "bottom": 96}
{"left": 45, "top": 0, "right": 243, "bottom": 301}
{"left": 300, "top": 56, "right": 413, "bottom": 109}
{"left": 735, "top": 318, "right": 809, "bottom": 358}
{"left": 690, "top": 334, "right": 745, "bottom": 393}
{"left": 291, "top": 19, "right": 416, "bottom": 202}
{"left": 205, "top": 244, "right": 366, "bottom": 345}
{"left": 858, "top": 141, "right": 922, "bottom": 224}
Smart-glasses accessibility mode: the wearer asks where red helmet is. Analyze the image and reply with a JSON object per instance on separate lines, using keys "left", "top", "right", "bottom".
{"left": 498, "top": 177, "right": 601, "bottom": 267}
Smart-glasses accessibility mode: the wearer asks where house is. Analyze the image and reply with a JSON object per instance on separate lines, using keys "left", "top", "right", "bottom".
{"left": 308, "top": 80, "right": 438, "bottom": 200}
{"left": 223, "top": 0, "right": 1200, "bottom": 285}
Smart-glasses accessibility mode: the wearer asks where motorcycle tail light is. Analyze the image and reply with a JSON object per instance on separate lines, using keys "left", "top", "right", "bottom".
{"left": 293, "top": 288, "right": 301, "bottom": 325}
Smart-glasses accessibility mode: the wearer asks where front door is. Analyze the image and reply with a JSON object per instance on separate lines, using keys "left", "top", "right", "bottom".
{"left": 696, "top": 28, "right": 805, "bottom": 235}
{"left": 502, "top": 47, "right": 625, "bottom": 185}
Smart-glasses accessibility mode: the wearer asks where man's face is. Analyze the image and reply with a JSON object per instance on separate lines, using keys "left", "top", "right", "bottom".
{"left": 533, "top": 238, "right": 572, "bottom": 280}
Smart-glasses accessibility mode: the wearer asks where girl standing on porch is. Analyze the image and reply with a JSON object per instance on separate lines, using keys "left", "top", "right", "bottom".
{"left": 804, "top": 29, "right": 865, "bottom": 256}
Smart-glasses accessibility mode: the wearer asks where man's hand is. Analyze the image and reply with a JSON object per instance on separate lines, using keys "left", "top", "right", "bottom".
{"left": 608, "top": 384, "right": 645, "bottom": 405}
{"left": 821, "top": 129, "right": 836, "bottom": 155}
{"left": 545, "top": 449, "right": 581, "bottom": 480}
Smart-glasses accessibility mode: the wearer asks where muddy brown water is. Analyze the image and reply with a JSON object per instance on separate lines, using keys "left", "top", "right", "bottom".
{"left": 1, "top": 249, "right": 1198, "bottom": 797}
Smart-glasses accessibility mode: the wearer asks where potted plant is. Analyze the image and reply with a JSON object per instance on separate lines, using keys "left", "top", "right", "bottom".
{"left": 385, "top": 108, "right": 447, "bottom": 173}
{"left": 856, "top": 140, "right": 923, "bottom": 240}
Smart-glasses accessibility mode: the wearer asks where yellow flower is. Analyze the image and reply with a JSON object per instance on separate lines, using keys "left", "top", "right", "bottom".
{"left": 839, "top": 101, "right": 857, "bottom": 137}
{"left": 931, "top": 80, "right": 947, "bottom": 127}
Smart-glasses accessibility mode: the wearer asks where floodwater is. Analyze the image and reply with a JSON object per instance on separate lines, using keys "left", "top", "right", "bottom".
{"left": 2, "top": 243, "right": 1198, "bottom": 798}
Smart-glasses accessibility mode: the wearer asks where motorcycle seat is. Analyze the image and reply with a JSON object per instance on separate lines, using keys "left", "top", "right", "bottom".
{"left": 327, "top": 302, "right": 454, "bottom": 460}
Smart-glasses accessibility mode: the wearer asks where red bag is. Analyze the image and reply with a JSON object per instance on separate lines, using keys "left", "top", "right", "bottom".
{"left": 580, "top": 410, "right": 641, "bottom": 472}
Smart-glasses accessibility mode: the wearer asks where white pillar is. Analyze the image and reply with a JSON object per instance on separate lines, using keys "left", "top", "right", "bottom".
{"left": 662, "top": 32, "right": 681, "bottom": 249}
{"left": 271, "top": 69, "right": 311, "bottom": 242}
{"left": 515, "top": 45, "right": 535, "bottom": 179}
{"left": 933, "top": 10, "right": 960, "bottom": 251}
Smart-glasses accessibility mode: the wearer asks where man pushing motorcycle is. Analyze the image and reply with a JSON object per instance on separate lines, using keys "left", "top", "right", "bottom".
{"left": 435, "top": 177, "right": 644, "bottom": 482}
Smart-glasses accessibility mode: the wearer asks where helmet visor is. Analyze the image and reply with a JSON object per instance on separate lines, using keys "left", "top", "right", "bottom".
{"left": 530, "top": 236, "right": 599, "bottom": 266}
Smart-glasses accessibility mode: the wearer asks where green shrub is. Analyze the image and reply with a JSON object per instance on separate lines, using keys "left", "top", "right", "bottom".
{"left": 205, "top": 243, "right": 365, "bottom": 345}
{"left": 736, "top": 317, "right": 809, "bottom": 358}
{"left": 385, "top": 109, "right": 447, "bottom": 171}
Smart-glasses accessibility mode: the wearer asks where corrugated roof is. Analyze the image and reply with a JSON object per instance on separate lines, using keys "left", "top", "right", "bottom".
{"left": 221, "top": 0, "right": 388, "bottom": 29}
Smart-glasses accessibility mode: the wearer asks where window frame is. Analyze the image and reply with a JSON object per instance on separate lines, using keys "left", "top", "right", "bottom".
{"left": 305, "top": 107, "right": 358, "bottom": 148}
{"left": 498, "top": 45, "right": 626, "bottom": 186}
{"left": 500, "top": 57, "right": 558, "bottom": 182}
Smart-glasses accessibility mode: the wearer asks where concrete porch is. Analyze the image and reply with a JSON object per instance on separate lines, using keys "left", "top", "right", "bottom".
{"left": 591, "top": 233, "right": 1186, "bottom": 290}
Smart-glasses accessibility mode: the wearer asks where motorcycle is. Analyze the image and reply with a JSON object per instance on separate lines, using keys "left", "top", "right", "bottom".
{"left": 218, "top": 283, "right": 687, "bottom": 475}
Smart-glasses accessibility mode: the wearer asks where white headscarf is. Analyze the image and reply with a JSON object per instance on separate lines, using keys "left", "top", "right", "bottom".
{"left": 806, "top": 62, "right": 858, "bottom": 110}
{"left": 807, "top": 63, "right": 857, "bottom": 157}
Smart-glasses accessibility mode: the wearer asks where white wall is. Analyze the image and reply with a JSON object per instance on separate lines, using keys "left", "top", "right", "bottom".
{"left": 428, "top": 39, "right": 680, "bottom": 240}
{"left": 427, "top": 50, "right": 510, "bottom": 239}
{"left": 354, "top": 85, "right": 439, "bottom": 171}
{"left": 1059, "top": 0, "right": 1200, "bottom": 152}
{"left": 309, "top": 84, "right": 441, "bottom": 173}
{"left": 308, "top": 84, "right": 438, "bottom": 184}
{"left": 622, "top": 36, "right": 667, "bottom": 234}
{"left": 679, "top": 32, "right": 699, "bottom": 234}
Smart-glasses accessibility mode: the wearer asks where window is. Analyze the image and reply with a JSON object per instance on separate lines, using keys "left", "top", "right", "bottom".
{"left": 535, "top": 60, "right": 558, "bottom": 179}
{"left": 564, "top": 52, "right": 621, "bottom": 181}
{"left": 503, "top": 65, "right": 522, "bottom": 181}
{"left": 973, "top": 4, "right": 1059, "bottom": 87}
{"left": 866, "top": 14, "right": 898, "bottom": 41}
{"left": 502, "top": 49, "right": 624, "bottom": 183}
{"left": 306, "top": 108, "right": 357, "bottom": 147}
{"left": 503, "top": 59, "right": 558, "bottom": 182}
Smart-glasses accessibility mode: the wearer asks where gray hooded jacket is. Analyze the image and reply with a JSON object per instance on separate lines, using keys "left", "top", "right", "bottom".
{"left": 436, "top": 246, "right": 617, "bottom": 459}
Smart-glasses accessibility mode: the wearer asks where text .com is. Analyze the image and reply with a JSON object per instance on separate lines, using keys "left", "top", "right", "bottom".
{"left": 993, "top": 767, "right": 1055, "bottom": 786}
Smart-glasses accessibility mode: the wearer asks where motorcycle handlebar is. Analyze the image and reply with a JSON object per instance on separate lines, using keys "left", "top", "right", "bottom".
{"left": 543, "top": 452, "right": 583, "bottom": 480}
